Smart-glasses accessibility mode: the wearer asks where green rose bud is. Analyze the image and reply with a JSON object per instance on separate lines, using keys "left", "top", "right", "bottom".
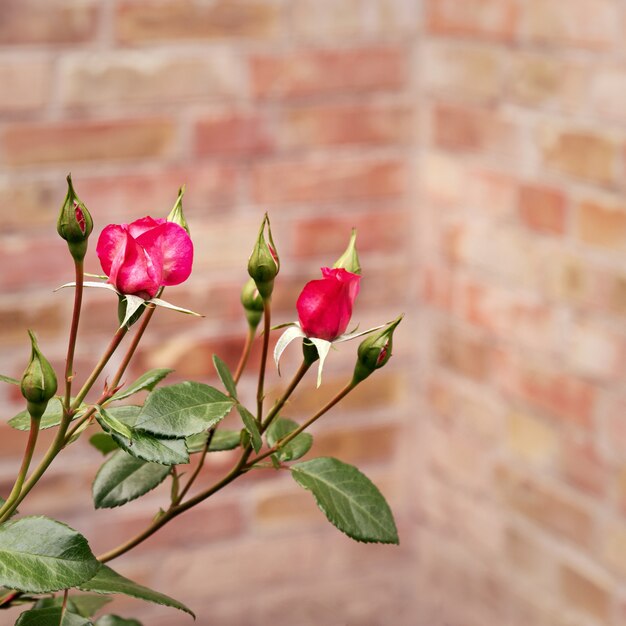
{"left": 57, "top": 174, "right": 93, "bottom": 262}
{"left": 241, "top": 278, "right": 264, "bottom": 329}
{"left": 21, "top": 331, "right": 58, "bottom": 419}
{"left": 352, "top": 315, "right": 403, "bottom": 383}
{"left": 333, "top": 228, "right": 361, "bottom": 275}
{"left": 248, "top": 213, "right": 279, "bottom": 299}
{"left": 167, "top": 185, "right": 190, "bottom": 234}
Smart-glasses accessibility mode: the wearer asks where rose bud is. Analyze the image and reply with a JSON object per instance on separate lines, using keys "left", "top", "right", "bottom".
{"left": 21, "top": 330, "right": 58, "bottom": 419}
{"left": 167, "top": 185, "right": 190, "bottom": 235}
{"left": 241, "top": 278, "right": 264, "bottom": 329}
{"left": 333, "top": 228, "right": 361, "bottom": 275}
{"left": 96, "top": 216, "right": 194, "bottom": 299}
{"left": 352, "top": 315, "right": 403, "bottom": 383}
{"left": 57, "top": 174, "right": 93, "bottom": 262}
{"left": 297, "top": 268, "right": 361, "bottom": 341}
{"left": 248, "top": 214, "right": 279, "bottom": 300}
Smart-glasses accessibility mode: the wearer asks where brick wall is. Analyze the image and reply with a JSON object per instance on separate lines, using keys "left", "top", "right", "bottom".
{"left": 1, "top": 1, "right": 626, "bottom": 625}
{"left": 416, "top": 1, "right": 626, "bottom": 625}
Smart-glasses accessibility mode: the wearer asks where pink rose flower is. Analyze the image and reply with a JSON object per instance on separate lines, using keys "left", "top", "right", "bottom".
{"left": 96, "top": 216, "right": 193, "bottom": 299}
{"left": 296, "top": 267, "right": 361, "bottom": 341}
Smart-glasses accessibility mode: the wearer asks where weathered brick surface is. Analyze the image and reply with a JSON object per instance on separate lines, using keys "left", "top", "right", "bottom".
{"left": 2, "top": 0, "right": 626, "bottom": 624}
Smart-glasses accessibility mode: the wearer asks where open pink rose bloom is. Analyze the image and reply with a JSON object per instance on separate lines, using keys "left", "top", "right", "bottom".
{"left": 296, "top": 267, "right": 361, "bottom": 341}
{"left": 96, "top": 216, "right": 193, "bottom": 299}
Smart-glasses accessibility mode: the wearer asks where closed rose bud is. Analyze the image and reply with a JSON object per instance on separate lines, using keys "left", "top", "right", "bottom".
{"left": 241, "top": 277, "right": 264, "bottom": 329}
{"left": 297, "top": 267, "right": 361, "bottom": 341}
{"left": 248, "top": 214, "right": 279, "bottom": 299}
{"left": 96, "top": 216, "right": 194, "bottom": 299}
{"left": 57, "top": 174, "right": 93, "bottom": 261}
{"left": 167, "top": 186, "right": 190, "bottom": 235}
{"left": 333, "top": 228, "right": 361, "bottom": 275}
{"left": 352, "top": 315, "right": 403, "bottom": 383}
{"left": 21, "top": 331, "right": 58, "bottom": 419}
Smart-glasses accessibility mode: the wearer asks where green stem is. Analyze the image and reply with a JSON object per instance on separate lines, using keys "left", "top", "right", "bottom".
{"left": 246, "top": 380, "right": 358, "bottom": 468}
{"left": 174, "top": 427, "right": 215, "bottom": 505}
{"left": 64, "top": 261, "right": 84, "bottom": 410}
{"left": 0, "top": 416, "right": 41, "bottom": 522}
{"left": 256, "top": 298, "right": 272, "bottom": 424}
{"left": 71, "top": 325, "right": 128, "bottom": 411}
{"left": 233, "top": 325, "right": 256, "bottom": 384}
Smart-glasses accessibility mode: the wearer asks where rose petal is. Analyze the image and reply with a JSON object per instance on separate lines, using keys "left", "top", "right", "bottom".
{"left": 96, "top": 224, "right": 128, "bottom": 277}
{"left": 159, "top": 222, "right": 194, "bottom": 286}
{"left": 112, "top": 230, "right": 160, "bottom": 299}
{"left": 127, "top": 216, "right": 165, "bottom": 239}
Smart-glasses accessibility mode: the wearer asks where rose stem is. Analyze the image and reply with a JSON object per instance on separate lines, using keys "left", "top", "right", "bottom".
{"left": 233, "top": 325, "right": 256, "bottom": 384}
{"left": 0, "top": 416, "right": 41, "bottom": 522}
{"left": 245, "top": 380, "right": 358, "bottom": 468}
{"left": 173, "top": 427, "right": 215, "bottom": 505}
{"left": 255, "top": 297, "right": 272, "bottom": 424}
{"left": 64, "top": 260, "right": 84, "bottom": 411}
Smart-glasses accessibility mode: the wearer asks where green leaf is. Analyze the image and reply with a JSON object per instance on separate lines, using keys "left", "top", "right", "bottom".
{"left": 92, "top": 451, "right": 171, "bottom": 509}
{"left": 0, "top": 516, "right": 101, "bottom": 593}
{"left": 135, "top": 382, "right": 234, "bottom": 438}
{"left": 266, "top": 418, "right": 313, "bottom": 462}
{"left": 0, "top": 373, "right": 19, "bottom": 385}
{"left": 212, "top": 355, "right": 237, "bottom": 398}
{"left": 79, "top": 565, "right": 194, "bottom": 618}
{"left": 110, "top": 369, "right": 173, "bottom": 402}
{"left": 290, "top": 457, "right": 399, "bottom": 544}
{"left": 186, "top": 429, "right": 241, "bottom": 454}
{"left": 15, "top": 606, "right": 92, "bottom": 626}
{"left": 95, "top": 407, "right": 133, "bottom": 440}
{"left": 101, "top": 406, "right": 188, "bottom": 466}
{"left": 236, "top": 404, "right": 262, "bottom": 453}
{"left": 89, "top": 433, "right": 119, "bottom": 456}
{"left": 8, "top": 398, "right": 84, "bottom": 431}
{"left": 96, "top": 616, "right": 142, "bottom": 626}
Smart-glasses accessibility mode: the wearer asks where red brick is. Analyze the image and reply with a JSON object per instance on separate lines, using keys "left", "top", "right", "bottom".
{"left": 0, "top": 0, "right": 98, "bottom": 45}
{"left": 312, "top": 424, "right": 399, "bottom": 465}
{"left": 3, "top": 119, "right": 175, "bottom": 167}
{"left": 251, "top": 47, "right": 407, "bottom": 100}
{"left": 591, "top": 66, "right": 626, "bottom": 124}
{"left": 559, "top": 564, "right": 611, "bottom": 621}
{"left": 577, "top": 199, "right": 626, "bottom": 251}
{"left": 426, "top": 0, "right": 518, "bottom": 41}
{"left": 77, "top": 165, "right": 240, "bottom": 221}
{"left": 115, "top": 0, "right": 282, "bottom": 42}
{"left": 538, "top": 125, "right": 617, "bottom": 186}
{"left": 290, "top": 210, "right": 408, "bottom": 259}
{"left": 518, "top": 184, "right": 568, "bottom": 235}
{"left": 496, "top": 466, "right": 595, "bottom": 547}
{"left": 433, "top": 104, "right": 520, "bottom": 159}
{"left": 0, "top": 57, "right": 51, "bottom": 113}
{"left": 60, "top": 51, "right": 246, "bottom": 107}
{"left": 495, "top": 352, "right": 596, "bottom": 429}
{"left": 251, "top": 157, "right": 406, "bottom": 205}
{"left": 281, "top": 103, "right": 413, "bottom": 149}
{"left": 194, "top": 111, "right": 274, "bottom": 156}
{"left": 522, "top": 0, "right": 619, "bottom": 50}
{"left": 437, "top": 327, "right": 493, "bottom": 382}
{"left": 559, "top": 439, "right": 608, "bottom": 498}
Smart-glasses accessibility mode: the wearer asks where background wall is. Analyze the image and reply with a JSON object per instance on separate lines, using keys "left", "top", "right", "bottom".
{"left": 0, "top": 1, "right": 625, "bottom": 625}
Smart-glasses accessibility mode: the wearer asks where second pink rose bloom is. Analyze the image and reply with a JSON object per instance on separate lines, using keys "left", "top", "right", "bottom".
{"left": 96, "top": 216, "right": 194, "bottom": 299}
{"left": 296, "top": 267, "right": 361, "bottom": 341}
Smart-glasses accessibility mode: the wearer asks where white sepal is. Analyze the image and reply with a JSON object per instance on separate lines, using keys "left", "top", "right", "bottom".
{"left": 120, "top": 295, "right": 146, "bottom": 328}
{"left": 274, "top": 324, "right": 306, "bottom": 374}
{"left": 333, "top": 322, "right": 389, "bottom": 343}
{"left": 308, "top": 338, "right": 333, "bottom": 388}
{"left": 54, "top": 281, "right": 119, "bottom": 293}
{"left": 148, "top": 298, "right": 203, "bottom": 317}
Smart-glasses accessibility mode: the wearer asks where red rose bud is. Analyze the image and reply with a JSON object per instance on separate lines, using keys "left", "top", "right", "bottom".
{"left": 96, "top": 216, "right": 194, "bottom": 299}
{"left": 241, "top": 277, "right": 264, "bottom": 329}
{"left": 352, "top": 315, "right": 403, "bottom": 383}
{"left": 57, "top": 174, "right": 93, "bottom": 261}
{"left": 167, "top": 185, "right": 190, "bottom": 235}
{"left": 21, "top": 330, "right": 58, "bottom": 419}
{"left": 297, "top": 268, "right": 361, "bottom": 341}
{"left": 247, "top": 213, "right": 279, "bottom": 299}
{"left": 333, "top": 228, "right": 361, "bottom": 275}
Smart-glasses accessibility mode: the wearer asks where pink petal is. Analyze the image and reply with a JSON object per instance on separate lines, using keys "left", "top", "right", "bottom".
{"left": 96, "top": 224, "right": 128, "bottom": 277}
{"left": 113, "top": 230, "right": 161, "bottom": 299}
{"left": 156, "top": 222, "right": 193, "bottom": 286}
{"left": 128, "top": 216, "right": 165, "bottom": 239}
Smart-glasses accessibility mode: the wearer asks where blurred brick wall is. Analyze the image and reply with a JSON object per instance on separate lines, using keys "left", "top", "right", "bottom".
{"left": 0, "top": 1, "right": 418, "bottom": 625}
{"left": 2, "top": 1, "right": 626, "bottom": 625}
{"left": 415, "top": 1, "right": 626, "bottom": 625}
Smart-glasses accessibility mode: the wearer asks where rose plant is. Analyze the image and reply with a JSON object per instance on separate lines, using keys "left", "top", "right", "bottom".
{"left": 0, "top": 178, "right": 403, "bottom": 625}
